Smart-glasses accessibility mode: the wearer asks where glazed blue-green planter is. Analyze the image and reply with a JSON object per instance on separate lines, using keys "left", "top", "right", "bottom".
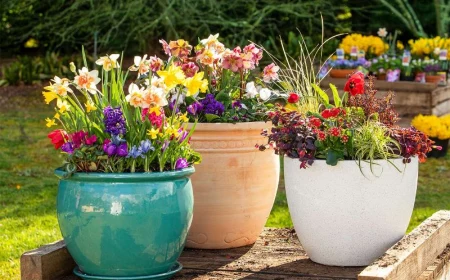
{"left": 55, "top": 167, "right": 194, "bottom": 278}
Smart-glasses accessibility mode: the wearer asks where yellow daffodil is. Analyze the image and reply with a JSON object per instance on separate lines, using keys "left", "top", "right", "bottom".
{"left": 54, "top": 113, "right": 60, "bottom": 119}
{"left": 147, "top": 128, "right": 159, "bottom": 139}
{"left": 179, "top": 113, "right": 189, "bottom": 123}
{"left": 149, "top": 106, "right": 162, "bottom": 116}
{"left": 45, "top": 118, "right": 57, "bottom": 127}
{"left": 165, "top": 126, "right": 179, "bottom": 137}
{"left": 57, "top": 99, "right": 70, "bottom": 113}
{"left": 85, "top": 101, "right": 97, "bottom": 113}
{"left": 157, "top": 65, "right": 186, "bottom": 90}
{"left": 183, "top": 71, "right": 208, "bottom": 96}
{"left": 42, "top": 91, "right": 58, "bottom": 104}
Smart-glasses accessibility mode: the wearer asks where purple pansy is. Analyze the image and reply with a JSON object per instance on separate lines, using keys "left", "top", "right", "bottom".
{"left": 199, "top": 94, "right": 224, "bottom": 116}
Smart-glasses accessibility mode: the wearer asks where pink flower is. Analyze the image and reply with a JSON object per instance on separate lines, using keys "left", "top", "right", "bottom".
{"left": 149, "top": 56, "right": 164, "bottom": 72}
{"left": 182, "top": 62, "right": 199, "bottom": 78}
{"left": 222, "top": 52, "right": 243, "bottom": 72}
{"left": 263, "top": 63, "right": 280, "bottom": 83}
{"left": 241, "top": 52, "right": 255, "bottom": 70}
{"left": 243, "top": 43, "right": 263, "bottom": 66}
{"left": 159, "top": 39, "right": 171, "bottom": 56}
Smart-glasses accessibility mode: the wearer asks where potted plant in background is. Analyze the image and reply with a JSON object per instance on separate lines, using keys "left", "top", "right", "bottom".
{"left": 44, "top": 50, "right": 201, "bottom": 279}
{"left": 400, "top": 63, "right": 416, "bottom": 81}
{"left": 328, "top": 57, "right": 368, "bottom": 78}
{"left": 423, "top": 59, "right": 444, "bottom": 84}
{"left": 143, "top": 35, "right": 281, "bottom": 249}
{"left": 412, "top": 114, "right": 450, "bottom": 158}
{"left": 260, "top": 71, "right": 438, "bottom": 266}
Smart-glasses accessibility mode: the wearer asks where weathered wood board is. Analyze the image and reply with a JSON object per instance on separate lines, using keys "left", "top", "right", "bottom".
{"left": 21, "top": 211, "right": 450, "bottom": 280}
{"left": 320, "top": 78, "right": 450, "bottom": 118}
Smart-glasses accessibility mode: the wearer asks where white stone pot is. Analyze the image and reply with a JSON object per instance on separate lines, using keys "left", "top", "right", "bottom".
{"left": 284, "top": 157, "right": 418, "bottom": 266}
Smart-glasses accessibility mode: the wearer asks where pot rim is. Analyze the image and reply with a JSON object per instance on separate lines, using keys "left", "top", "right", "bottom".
{"left": 284, "top": 156, "right": 417, "bottom": 166}
{"left": 187, "top": 121, "right": 270, "bottom": 131}
{"left": 54, "top": 166, "right": 195, "bottom": 182}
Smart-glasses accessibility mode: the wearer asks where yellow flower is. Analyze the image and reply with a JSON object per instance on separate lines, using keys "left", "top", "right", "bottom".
{"left": 165, "top": 126, "right": 179, "bottom": 137}
{"left": 157, "top": 65, "right": 186, "bottom": 90}
{"left": 42, "top": 91, "right": 58, "bottom": 104}
{"left": 397, "top": 41, "right": 404, "bottom": 51}
{"left": 54, "top": 113, "right": 60, "bottom": 119}
{"left": 183, "top": 71, "right": 208, "bottom": 96}
{"left": 45, "top": 118, "right": 56, "bottom": 127}
{"left": 57, "top": 99, "right": 70, "bottom": 113}
{"left": 85, "top": 101, "right": 97, "bottom": 113}
{"left": 147, "top": 128, "right": 159, "bottom": 139}
{"left": 179, "top": 113, "right": 189, "bottom": 123}
{"left": 149, "top": 106, "right": 161, "bottom": 116}
{"left": 411, "top": 114, "right": 450, "bottom": 140}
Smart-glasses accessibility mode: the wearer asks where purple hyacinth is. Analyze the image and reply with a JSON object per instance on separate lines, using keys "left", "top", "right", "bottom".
{"left": 175, "top": 158, "right": 188, "bottom": 170}
{"left": 199, "top": 94, "right": 224, "bottom": 116}
{"left": 187, "top": 101, "right": 204, "bottom": 116}
{"left": 103, "top": 106, "right": 127, "bottom": 136}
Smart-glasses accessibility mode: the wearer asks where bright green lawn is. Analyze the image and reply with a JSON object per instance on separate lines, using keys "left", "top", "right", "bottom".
{"left": 0, "top": 89, "right": 449, "bottom": 279}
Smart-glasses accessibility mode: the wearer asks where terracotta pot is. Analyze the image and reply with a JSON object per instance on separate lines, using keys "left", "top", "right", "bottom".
{"left": 425, "top": 75, "right": 442, "bottom": 84}
{"left": 329, "top": 69, "right": 356, "bottom": 79}
{"left": 377, "top": 73, "right": 386, "bottom": 81}
{"left": 186, "top": 122, "right": 280, "bottom": 249}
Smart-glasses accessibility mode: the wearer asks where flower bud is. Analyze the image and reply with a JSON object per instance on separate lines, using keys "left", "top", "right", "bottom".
{"left": 69, "top": 62, "right": 76, "bottom": 73}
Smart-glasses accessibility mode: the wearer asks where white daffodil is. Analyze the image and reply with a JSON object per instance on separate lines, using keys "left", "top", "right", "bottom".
{"left": 377, "top": 28, "right": 388, "bottom": 38}
{"left": 129, "top": 55, "right": 150, "bottom": 75}
{"left": 74, "top": 67, "right": 101, "bottom": 94}
{"left": 126, "top": 83, "right": 145, "bottom": 108}
{"left": 259, "top": 88, "right": 271, "bottom": 101}
{"left": 95, "top": 54, "right": 120, "bottom": 71}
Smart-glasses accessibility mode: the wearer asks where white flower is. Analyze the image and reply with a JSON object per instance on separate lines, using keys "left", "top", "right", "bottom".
{"left": 434, "top": 48, "right": 441, "bottom": 56}
{"left": 129, "top": 55, "right": 150, "bottom": 75}
{"left": 74, "top": 67, "right": 101, "bottom": 94}
{"left": 245, "top": 82, "right": 258, "bottom": 98}
{"left": 259, "top": 88, "right": 271, "bottom": 101}
{"left": 200, "top": 34, "right": 220, "bottom": 48}
{"left": 126, "top": 83, "right": 145, "bottom": 108}
{"left": 377, "top": 28, "right": 388, "bottom": 38}
{"left": 95, "top": 54, "right": 120, "bottom": 71}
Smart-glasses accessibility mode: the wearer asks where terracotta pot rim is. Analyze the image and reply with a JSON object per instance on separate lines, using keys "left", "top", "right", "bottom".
{"left": 188, "top": 121, "right": 271, "bottom": 131}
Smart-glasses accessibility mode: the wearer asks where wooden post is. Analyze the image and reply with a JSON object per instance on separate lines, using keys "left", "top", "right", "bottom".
{"left": 20, "top": 240, "right": 75, "bottom": 280}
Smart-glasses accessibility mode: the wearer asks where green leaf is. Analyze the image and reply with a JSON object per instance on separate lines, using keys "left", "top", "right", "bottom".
{"left": 311, "top": 84, "right": 329, "bottom": 105}
{"left": 329, "top": 83, "right": 341, "bottom": 107}
{"left": 279, "top": 81, "right": 293, "bottom": 91}
{"left": 215, "top": 92, "right": 232, "bottom": 108}
{"left": 205, "top": 114, "right": 220, "bottom": 122}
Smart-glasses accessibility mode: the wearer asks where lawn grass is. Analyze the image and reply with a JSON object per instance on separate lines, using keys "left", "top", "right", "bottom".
{"left": 0, "top": 88, "right": 449, "bottom": 279}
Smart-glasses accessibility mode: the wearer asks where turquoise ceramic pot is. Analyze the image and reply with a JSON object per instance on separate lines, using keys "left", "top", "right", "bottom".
{"left": 55, "top": 167, "right": 194, "bottom": 277}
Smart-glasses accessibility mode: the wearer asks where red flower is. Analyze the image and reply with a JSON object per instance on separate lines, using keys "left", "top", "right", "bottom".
{"left": 341, "top": 135, "right": 349, "bottom": 143}
{"left": 309, "top": 117, "right": 322, "bottom": 127}
{"left": 321, "top": 108, "right": 340, "bottom": 119}
{"left": 317, "top": 130, "right": 326, "bottom": 141}
{"left": 344, "top": 72, "right": 365, "bottom": 96}
{"left": 48, "top": 129, "right": 68, "bottom": 150}
{"left": 287, "top": 92, "right": 299, "bottom": 103}
{"left": 329, "top": 127, "right": 341, "bottom": 137}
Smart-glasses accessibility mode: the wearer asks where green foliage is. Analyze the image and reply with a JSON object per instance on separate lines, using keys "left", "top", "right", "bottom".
{"left": 0, "top": 61, "right": 21, "bottom": 86}
{"left": 0, "top": 0, "right": 347, "bottom": 57}
{"left": 353, "top": 121, "right": 400, "bottom": 171}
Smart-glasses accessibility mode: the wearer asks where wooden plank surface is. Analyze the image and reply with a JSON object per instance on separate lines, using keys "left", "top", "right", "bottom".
{"left": 358, "top": 210, "right": 450, "bottom": 280}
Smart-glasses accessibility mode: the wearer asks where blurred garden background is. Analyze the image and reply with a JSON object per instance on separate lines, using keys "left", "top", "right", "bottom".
{"left": 1, "top": 0, "right": 450, "bottom": 279}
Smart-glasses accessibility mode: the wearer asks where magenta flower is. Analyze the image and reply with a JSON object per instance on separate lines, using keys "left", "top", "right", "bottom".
{"left": 181, "top": 62, "right": 199, "bottom": 78}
